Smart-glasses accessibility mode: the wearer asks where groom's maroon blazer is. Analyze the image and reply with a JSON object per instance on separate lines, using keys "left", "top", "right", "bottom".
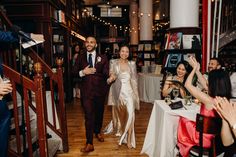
{"left": 73, "top": 52, "right": 109, "bottom": 98}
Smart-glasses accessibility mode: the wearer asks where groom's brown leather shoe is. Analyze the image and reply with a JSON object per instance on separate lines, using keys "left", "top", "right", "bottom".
{"left": 95, "top": 133, "right": 104, "bottom": 142}
{"left": 80, "top": 144, "right": 94, "bottom": 153}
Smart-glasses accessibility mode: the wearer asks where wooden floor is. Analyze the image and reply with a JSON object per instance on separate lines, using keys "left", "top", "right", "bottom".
{"left": 56, "top": 98, "right": 153, "bottom": 157}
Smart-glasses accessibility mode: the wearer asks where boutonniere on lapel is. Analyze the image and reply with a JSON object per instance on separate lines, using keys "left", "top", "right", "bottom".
{"left": 97, "top": 56, "right": 102, "bottom": 63}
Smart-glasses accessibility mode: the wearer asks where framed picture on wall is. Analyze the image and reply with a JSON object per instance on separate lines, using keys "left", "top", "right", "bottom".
{"left": 144, "top": 44, "right": 152, "bottom": 51}
{"left": 167, "top": 32, "right": 182, "bottom": 50}
{"left": 182, "top": 34, "right": 201, "bottom": 49}
{"left": 165, "top": 53, "right": 182, "bottom": 68}
{"left": 138, "top": 44, "right": 144, "bottom": 51}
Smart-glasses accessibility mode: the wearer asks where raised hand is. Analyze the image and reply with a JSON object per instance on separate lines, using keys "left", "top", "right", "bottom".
{"left": 83, "top": 65, "right": 96, "bottom": 75}
{"left": 214, "top": 97, "right": 236, "bottom": 126}
{"left": 188, "top": 56, "right": 199, "bottom": 71}
{"left": 188, "top": 56, "right": 196, "bottom": 67}
{"left": 187, "top": 56, "right": 194, "bottom": 67}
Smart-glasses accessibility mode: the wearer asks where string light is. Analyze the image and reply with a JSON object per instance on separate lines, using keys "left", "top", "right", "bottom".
{"left": 139, "top": 12, "right": 152, "bottom": 18}
{"left": 82, "top": 7, "right": 129, "bottom": 35}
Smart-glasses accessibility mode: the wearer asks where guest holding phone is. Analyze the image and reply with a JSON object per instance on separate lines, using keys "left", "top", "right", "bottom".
{"left": 162, "top": 60, "right": 191, "bottom": 99}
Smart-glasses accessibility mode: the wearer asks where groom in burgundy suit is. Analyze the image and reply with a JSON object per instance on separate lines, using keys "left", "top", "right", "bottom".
{"left": 72, "top": 36, "right": 109, "bottom": 153}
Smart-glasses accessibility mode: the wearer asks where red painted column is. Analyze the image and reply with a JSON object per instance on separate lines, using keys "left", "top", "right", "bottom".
{"left": 202, "top": 0, "right": 208, "bottom": 73}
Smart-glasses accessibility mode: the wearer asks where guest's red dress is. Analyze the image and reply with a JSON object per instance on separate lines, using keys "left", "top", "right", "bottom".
{"left": 177, "top": 104, "right": 218, "bottom": 157}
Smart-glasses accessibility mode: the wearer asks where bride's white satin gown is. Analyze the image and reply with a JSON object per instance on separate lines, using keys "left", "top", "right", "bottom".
{"left": 104, "top": 69, "right": 137, "bottom": 148}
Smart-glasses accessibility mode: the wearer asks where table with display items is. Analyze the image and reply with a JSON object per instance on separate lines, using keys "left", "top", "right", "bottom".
{"left": 141, "top": 99, "right": 200, "bottom": 157}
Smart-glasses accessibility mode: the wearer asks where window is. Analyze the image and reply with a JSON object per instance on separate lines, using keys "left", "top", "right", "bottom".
{"left": 100, "top": 8, "right": 122, "bottom": 17}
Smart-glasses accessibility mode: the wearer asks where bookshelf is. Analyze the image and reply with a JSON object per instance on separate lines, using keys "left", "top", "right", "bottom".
{"left": 132, "top": 41, "right": 160, "bottom": 72}
{"left": 1, "top": 0, "right": 85, "bottom": 102}
{"left": 163, "top": 27, "right": 202, "bottom": 73}
{"left": 52, "top": 25, "right": 66, "bottom": 67}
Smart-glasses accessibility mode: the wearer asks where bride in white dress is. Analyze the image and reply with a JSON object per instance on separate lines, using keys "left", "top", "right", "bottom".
{"left": 106, "top": 45, "right": 140, "bottom": 149}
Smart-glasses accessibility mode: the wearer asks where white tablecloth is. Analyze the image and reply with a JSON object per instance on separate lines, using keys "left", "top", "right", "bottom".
{"left": 141, "top": 100, "right": 200, "bottom": 157}
{"left": 138, "top": 73, "right": 163, "bottom": 103}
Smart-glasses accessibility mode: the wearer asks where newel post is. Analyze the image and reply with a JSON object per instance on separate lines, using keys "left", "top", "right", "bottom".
{"left": 56, "top": 58, "right": 68, "bottom": 152}
{"left": 34, "top": 62, "right": 48, "bottom": 157}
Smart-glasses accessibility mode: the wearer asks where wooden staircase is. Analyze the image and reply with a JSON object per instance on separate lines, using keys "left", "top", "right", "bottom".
{"left": 0, "top": 9, "right": 68, "bottom": 157}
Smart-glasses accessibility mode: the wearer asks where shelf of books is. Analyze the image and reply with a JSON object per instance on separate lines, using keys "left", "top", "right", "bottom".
{"left": 163, "top": 27, "right": 202, "bottom": 73}
{"left": 132, "top": 41, "right": 161, "bottom": 72}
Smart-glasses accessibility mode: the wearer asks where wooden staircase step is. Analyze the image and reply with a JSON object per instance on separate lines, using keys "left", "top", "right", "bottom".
{"left": 10, "top": 114, "right": 36, "bottom": 130}
{"left": 9, "top": 127, "right": 38, "bottom": 153}
{"left": 7, "top": 92, "right": 23, "bottom": 110}
{"left": 48, "top": 139, "right": 61, "bottom": 157}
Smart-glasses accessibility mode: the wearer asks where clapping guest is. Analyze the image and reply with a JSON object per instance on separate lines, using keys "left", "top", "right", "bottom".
{"left": 162, "top": 60, "right": 191, "bottom": 99}
{"left": 105, "top": 45, "right": 139, "bottom": 149}
{"left": 214, "top": 97, "right": 236, "bottom": 156}
{"left": 177, "top": 56, "right": 232, "bottom": 157}
{"left": 207, "top": 57, "right": 221, "bottom": 72}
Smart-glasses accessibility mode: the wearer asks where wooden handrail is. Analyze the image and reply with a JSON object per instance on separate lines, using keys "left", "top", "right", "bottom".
{"left": 24, "top": 49, "right": 57, "bottom": 80}
{"left": 3, "top": 64, "right": 47, "bottom": 157}
{"left": 3, "top": 64, "right": 36, "bottom": 90}
{"left": 0, "top": 8, "right": 68, "bottom": 156}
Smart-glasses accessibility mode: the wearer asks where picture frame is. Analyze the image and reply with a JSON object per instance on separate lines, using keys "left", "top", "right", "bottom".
{"left": 138, "top": 44, "right": 144, "bottom": 51}
{"left": 144, "top": 44, "right": 152, "bottom": 51}
{"left": 165, "top": 53, "right": 182, "bottom": 68}
{"left": 182, "top": 34, "right": 201, "bottom": 49}
{"left": 167, "top": 32, "right": 182, "bottom": 50}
